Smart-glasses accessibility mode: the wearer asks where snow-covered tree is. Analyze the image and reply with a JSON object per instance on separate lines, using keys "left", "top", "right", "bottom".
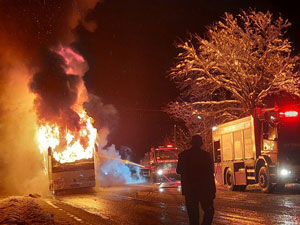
{"left": 166, "top": 10, "right": 300, "bottom": 149}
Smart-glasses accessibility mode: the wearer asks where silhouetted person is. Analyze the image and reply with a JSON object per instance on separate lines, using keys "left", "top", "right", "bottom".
{"left": 176, "top": 135, "right": 216, "bottom": 225}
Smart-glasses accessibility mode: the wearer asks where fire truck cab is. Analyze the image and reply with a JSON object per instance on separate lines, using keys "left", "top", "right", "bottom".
{"left": 212, "top": 106, "right": 300, "bottom": 192}
{"left": 141, "top": 145, "right": 180, "bottom": 183}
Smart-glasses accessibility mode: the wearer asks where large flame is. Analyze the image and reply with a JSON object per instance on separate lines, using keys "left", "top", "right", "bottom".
{"left": 38, "top": 110, "right": 97, "bottom": 163}
{"left": 36, "top": 46, "right": 97, "bottom": 164}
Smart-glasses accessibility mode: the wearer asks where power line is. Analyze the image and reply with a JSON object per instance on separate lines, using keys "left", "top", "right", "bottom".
{"left": 119, "top": 107, "right": 165, "bottom": 112}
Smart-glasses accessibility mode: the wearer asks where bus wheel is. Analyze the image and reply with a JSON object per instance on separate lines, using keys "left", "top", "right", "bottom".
{"left": 258, "top": 166, "right": 272, "bottom": 193}
{"left": 225, "top": 169, "right": 235, "bottom": 191}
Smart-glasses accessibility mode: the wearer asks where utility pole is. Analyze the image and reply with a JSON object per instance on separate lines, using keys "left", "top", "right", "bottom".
{"left": 173, "top": 124, "right": 177, "bottom": 147}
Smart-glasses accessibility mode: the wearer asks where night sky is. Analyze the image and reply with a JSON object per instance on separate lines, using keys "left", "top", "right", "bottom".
{"left": 74, "top": 0, "right": 300, "bottom": 161}
{"left": 1, "top": 0, "right": 299, "bottom": 162}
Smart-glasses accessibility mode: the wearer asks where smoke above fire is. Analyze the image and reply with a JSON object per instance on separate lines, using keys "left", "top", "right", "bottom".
{"left": 30, "top": 47, "right": 84, "bottom": 131}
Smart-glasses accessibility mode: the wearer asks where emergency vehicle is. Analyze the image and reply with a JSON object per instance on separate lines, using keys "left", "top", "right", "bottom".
{"left": 141, "top": 145, "right": 180, "bottom": 183}
{"left": 47, "top": 147, "right": 96, "bottom": 193}
{"left": 212, "top": 106, "right": 300, "bottom": 192}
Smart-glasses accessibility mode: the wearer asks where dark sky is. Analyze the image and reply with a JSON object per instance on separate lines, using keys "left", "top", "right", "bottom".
{"left": 74, "top": 0, "right": 300, "bottom": 161}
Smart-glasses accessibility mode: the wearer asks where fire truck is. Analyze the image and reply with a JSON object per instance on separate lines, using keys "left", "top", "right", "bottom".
{"left": 140, "top": 145, "right": 181, "bottom": 183}
{"left": 212, "top": 106, "right": 300, "bottom": 192}
{"left": 47, "top": 147, "right": 96, "bottom": 193}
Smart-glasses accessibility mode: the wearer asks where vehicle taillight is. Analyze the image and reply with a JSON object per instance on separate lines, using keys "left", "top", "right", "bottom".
{"left": 279, "top": 110, "right": 299, "bottom": 118}
{"left": 166, "top": 144, "right": 173, "bottom": 148}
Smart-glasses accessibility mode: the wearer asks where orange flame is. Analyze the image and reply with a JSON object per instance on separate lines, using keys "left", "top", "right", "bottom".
{"left": 38, "top": 110, "right": 97, "bottom": 163}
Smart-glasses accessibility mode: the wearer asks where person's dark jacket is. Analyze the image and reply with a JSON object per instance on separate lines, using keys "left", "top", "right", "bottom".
{"left": 176, "top": 147, "right": 216, "bottom": 198}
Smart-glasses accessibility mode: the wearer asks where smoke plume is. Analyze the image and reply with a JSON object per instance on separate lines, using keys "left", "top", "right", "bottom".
{"left": 0, "top": 62, "right": 49, "bottom": 195}
{"left": 84, "top": 94, "right": 119, "bottom": 131}
{"left": 30, "top": 48, "right": 83, "bottom": 130}
{"left": 95, "top": 129, "right": 145, "bottom": 186}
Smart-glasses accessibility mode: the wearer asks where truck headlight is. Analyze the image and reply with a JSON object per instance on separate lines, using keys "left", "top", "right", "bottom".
{"left": 157, "top": 169, "right": 163, "bottom": 175}
{"left": 280, "top": 169, "right": 291, "bottom": 176}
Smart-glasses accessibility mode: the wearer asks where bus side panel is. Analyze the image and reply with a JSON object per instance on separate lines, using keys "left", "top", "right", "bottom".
{"left": 52, "top": 169, "right": 95, "bottom": 191}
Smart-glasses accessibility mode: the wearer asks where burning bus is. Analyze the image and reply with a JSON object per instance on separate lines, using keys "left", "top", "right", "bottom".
{"left": 38, "top": 110, "right": 98, "bottom": 193}
{"left": 34, "top": 46, "right": 99, "bottom": 193}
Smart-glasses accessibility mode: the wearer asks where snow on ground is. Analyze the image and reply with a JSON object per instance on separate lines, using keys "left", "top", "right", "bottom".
{"left": 0, "top": 196, "right": 55, "bottom": 225}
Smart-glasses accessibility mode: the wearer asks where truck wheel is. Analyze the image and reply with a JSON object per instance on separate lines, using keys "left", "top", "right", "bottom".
{"left": 258, "top": 166, "right": 272, "bottom": 193}
{"left": 225, "top": 169, "right": 236, "bottom": 191}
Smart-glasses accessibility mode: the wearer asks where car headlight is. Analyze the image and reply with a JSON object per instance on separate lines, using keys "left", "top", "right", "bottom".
{"left": 157, "top": 169, "right": 163, "bottom": 175}
{"left": 280, "top": 169, "right": 291, "bottom": 176}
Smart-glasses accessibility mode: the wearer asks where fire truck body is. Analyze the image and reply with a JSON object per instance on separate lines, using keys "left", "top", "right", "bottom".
{"left": 212, "top": 107, "right": 300, "bottom": 192}
{"left": 48, "top": 149, "right": 96, "bottom": 192}
{"left": 145, "top": 145, "right": 180, "bottom": 183}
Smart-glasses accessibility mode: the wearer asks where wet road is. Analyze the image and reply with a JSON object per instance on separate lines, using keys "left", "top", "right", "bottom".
{"left": 47, "top": 183, "right": 300, "bottom": 225}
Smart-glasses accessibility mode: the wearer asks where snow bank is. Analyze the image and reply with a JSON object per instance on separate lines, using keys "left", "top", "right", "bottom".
{"left": 0, "top": 196, "right": 55, "bottom": 225}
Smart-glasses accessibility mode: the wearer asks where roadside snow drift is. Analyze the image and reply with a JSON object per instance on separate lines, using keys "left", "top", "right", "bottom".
{"left": 0, "top": 196, "right": 54, "bottom": 225}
